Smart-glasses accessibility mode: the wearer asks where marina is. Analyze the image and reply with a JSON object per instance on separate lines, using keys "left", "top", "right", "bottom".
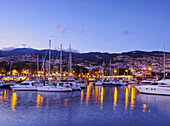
{"left": 0, "top": 0, "right": 170, "bottom": 125}
{"left": 0, "top": 84, "right": 170, "bottom": 126}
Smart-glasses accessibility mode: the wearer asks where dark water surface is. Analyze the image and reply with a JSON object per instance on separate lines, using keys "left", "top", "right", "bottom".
{"left": 0, "top": 84, "right": 170, "bottom": 126}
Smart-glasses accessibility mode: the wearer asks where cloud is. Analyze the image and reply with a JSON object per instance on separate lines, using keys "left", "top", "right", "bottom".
{"left": 1, "top": 46, "right": 16, "bottom": 51}
{"left": 79, "top": 29, "right": 84, "bottom": 34}
{"left": 1, "top": 44, "right": 31, "bottom": 51}
{"left": 122, "top": 30, "right": 129, "bottom": 35}
{"left": 54, "top": 25, "right": 66, "bottom": 33}
{"left": 16, "top": 44, "right": 31, "bottom": 48}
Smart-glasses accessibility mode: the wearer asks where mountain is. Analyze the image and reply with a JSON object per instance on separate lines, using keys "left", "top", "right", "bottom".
{"left": 0, "top": 48, "right": 169, "bottom": 65}
{"left": 1, "top": 48, "right": 37, "bottom": 56}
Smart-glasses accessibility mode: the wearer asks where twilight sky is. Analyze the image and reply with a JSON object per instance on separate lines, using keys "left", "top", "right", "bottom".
{"left": 0, "top": 0, "right": 170, "bottom": 53}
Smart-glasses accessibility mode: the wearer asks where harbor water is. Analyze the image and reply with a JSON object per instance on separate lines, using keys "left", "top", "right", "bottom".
{"left": 0, "top": 84, "right": 170, "bottom": 126}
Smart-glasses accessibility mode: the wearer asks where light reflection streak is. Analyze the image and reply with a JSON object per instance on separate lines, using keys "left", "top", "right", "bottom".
{"left": 11, "top": 92, "right": 17, "bottom": 111}
{"left": 113, "top": 87, "right": 117, "bottom": 110}
{"left": 4, "top": 90, "right": 7, "bottom": 101}
{"left": 95, "top": 86, "right": 98, "bottom": 103}
{"left": 130, "top": 87, "right": 135, "bottom": 110}
{"left": 142, "top": 104, "right": 147, "bottom": 112}
{"left": 0, "top": 91, "right": 3, "bottom": 94}
{"left": 37, "top": 94, "right": 43, "bottom": 108}
{"left": 80, "top": 90, "right": 84, "bottom": 104}
{"left": 100, "top": 87, "right": 103, "bottom": 109}
{"left": 64, "top": 98, "right": 68, "bottom": 106}
{"left": 125, "top": 87, "right": 129, "bottom": 110}
{"left": 86, "top": 84, "right": 90, "bottom": 105}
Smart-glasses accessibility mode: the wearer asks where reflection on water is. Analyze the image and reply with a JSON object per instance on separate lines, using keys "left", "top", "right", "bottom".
{"left": 142, "top": 104, "right": 147, "bottom": 112}
{"left": 11, "top": 92, "right": 17, "bottom": 111}
{"left": 125, "top": 87, "right": 129, "bottom": 110}
{"left": 36, "top": 94, "right": 43, "bottom": 108}
{"left": 130, "top": 87, "right": 135, "bottom": 110}
{"left": 100, "top": 87, "right": 103, "bottom": 109}
{"left": 80, "top": 90, "right": 83, "bottom": 105}
{"left": 113, "top": 87, "right": 117, "bottom": 110}
{"left": 86, "top": 84, "right": 90, "bottom": 105}
{"left": 0, "top": 85, "right": 170, "bottom": 126}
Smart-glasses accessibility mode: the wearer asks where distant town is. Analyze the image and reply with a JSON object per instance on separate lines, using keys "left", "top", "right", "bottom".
{"left": 0, "top": 48, "right": 170, "bottom": 81}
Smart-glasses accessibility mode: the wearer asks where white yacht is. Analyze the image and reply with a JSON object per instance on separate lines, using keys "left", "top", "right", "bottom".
{"left": 94, "top": 81, "right": 103, "bottom": 86}
{"left": 59, "top": 80, "right": 81, "bottom": 91}
{"left": 128, "top": 79, "right": 138, "bottom": 84}
{"left": 37, "top": 85, "right": 72, "bottom": 92}
{"left": 10, "top": 80, "right": 38, "bottom": 91}
{"left": 103, "top": 80, "right": 127, "bottom": 86}
{"left": 140, "top": 77, "right": 158, "bottom": 84}
{"left": 0, "top": 80, "right": 13, "bottom": 88}
{"left": 76, "top": 81, "right": 86, "bottom": 89}
{"left": 135, "top": 79, "right": 170, "bottom": 95}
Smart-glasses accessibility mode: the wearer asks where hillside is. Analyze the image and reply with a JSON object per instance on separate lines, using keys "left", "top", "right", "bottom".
{"left": 0, "top": 48, "right": 169, "bottom": 65}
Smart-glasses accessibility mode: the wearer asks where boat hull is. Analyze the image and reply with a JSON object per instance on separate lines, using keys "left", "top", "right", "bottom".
{"left": 103, "top": 82, "right": 127, "bottom": 86}
{"left": 0, "top": 84, "right": 12, "bottom": 88}
{"left": 135, "top": 85, "right": 170, "bottom": 95}
{"left": 37, "top": 86, "right": 72, "bottom": 92}
{"left": 71, "top": 87, "right": 81, "bottom": 91}
{"left": 10, "top": 86, "right": 37, "bottom": 91}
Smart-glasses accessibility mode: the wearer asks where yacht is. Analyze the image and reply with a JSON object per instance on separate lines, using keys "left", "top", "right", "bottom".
{"left": 140, "top": 77, "right": 158, "bottom": 84}
{"left": 59, "top": 80, "right": 81, "bottom": 91}
{"left": 135, "top": 79, "right": 170, "bottom": 95}
{"left": 10, "top": 80, "right": 38, "bottom": 91}
{"left": 94, "top": 81, "right": 103, "bottom": 86}
{"left": 103, "top": 80, "right": 127, "bottom": 86}
{"left": 0, "top": 80, "right": 13, "bottom": 88}
{"left": 76, "top": 81, "right": 86, "bottom": 89}
{"left": 37, "top": 85, "right": 72, "bottom": 92}
{"left": 128, "top": 79, "right": 138, "bottom": 84}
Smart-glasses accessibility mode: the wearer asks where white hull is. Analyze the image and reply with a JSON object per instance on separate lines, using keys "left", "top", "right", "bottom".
{"left": 71, "top": 86, "right": 81, "bottom": 91}
{"left": 135, "top": 85, "right": 170, "bottom": 95}
{"left": 103, "top": 82, "right": 127, "bottom": 86}
{"left": 10, "top": 86, "right": 37, "bottom": 91}
{"left": 80, "top": 84, "right": 86, "bottom": 89}
{"left": 37, "top": 86, "right": 72, "bottom": 92}
{"left": 95, "top": 83, "right": 103, "bottom": 86}
{"left": 95, "top": 81, "right": 103, "bottom": 86}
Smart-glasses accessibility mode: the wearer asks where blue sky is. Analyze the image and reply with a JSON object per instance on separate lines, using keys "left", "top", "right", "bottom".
{"left": 0, "top": 0, "right": 170, "bottom": 53}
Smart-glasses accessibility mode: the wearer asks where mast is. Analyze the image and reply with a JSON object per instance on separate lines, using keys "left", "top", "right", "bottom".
{"left": 42, "top": 56, "right": 45, "bottom": 80}
{"left": 60, "top": 44, "right": 62, "bottom": 80}
{"left": 114, "top": 64, "right": 115, "bottom": 76}
{"left": 69, "top": 44, "right": 72, "bottom": 79}
{"left": 10, "top": 61, "right": 13, "bottom": 76}
{"left": 163, "top": 43, "right": 166, "bottom": 79}
{"left": 109, "top": 59, "right": 111, "bottom": 76}
{"left": 118, "top": 63, "right": 119, "bottom": 76}
{"left": 37, "top": 55, "right": 39, "bottom": 81}
{"left": 49, "top": 40, "right": 51, "bottom": 83}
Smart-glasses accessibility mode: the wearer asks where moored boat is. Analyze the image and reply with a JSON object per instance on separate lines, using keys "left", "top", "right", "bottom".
{"left": 10, "top": 80, "right": 38, "bottom": 91}
{"left": 37, "top": 85, "right": 72, "bottom": 92}
{"left": 140, "top": 77, "right": 158, "bottom": 85}
{"left": 94, "top": 81, "right": 103, "bottom": 86}
{"left": 103, "top": 80, "right": 127, "bottom": 86}
{"left": 0, "top": 80, "right": 14, "bottom": 88}
{"left": 135, "top": 79, "right": 170, "bottom": 95}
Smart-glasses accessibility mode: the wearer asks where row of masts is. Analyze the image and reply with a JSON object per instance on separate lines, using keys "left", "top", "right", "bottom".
{"left": 37, "top": 40, "right": 73, "bottom": 81}
{"left": 37, "top": 41, "right": 167, "bottom": 81}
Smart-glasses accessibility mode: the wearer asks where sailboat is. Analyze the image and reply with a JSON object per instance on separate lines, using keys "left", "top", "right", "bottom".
{"left": 67, "top": 44, "right": 81, "bottom": 91}
{"left": 135, "top": 43, "right": 170, "bottom": 95}
{"left": 37, "top": 41, "right": 72, "bottom": 92}
{"left": 103, "top": 60, "right": 127, "bottom": 86}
